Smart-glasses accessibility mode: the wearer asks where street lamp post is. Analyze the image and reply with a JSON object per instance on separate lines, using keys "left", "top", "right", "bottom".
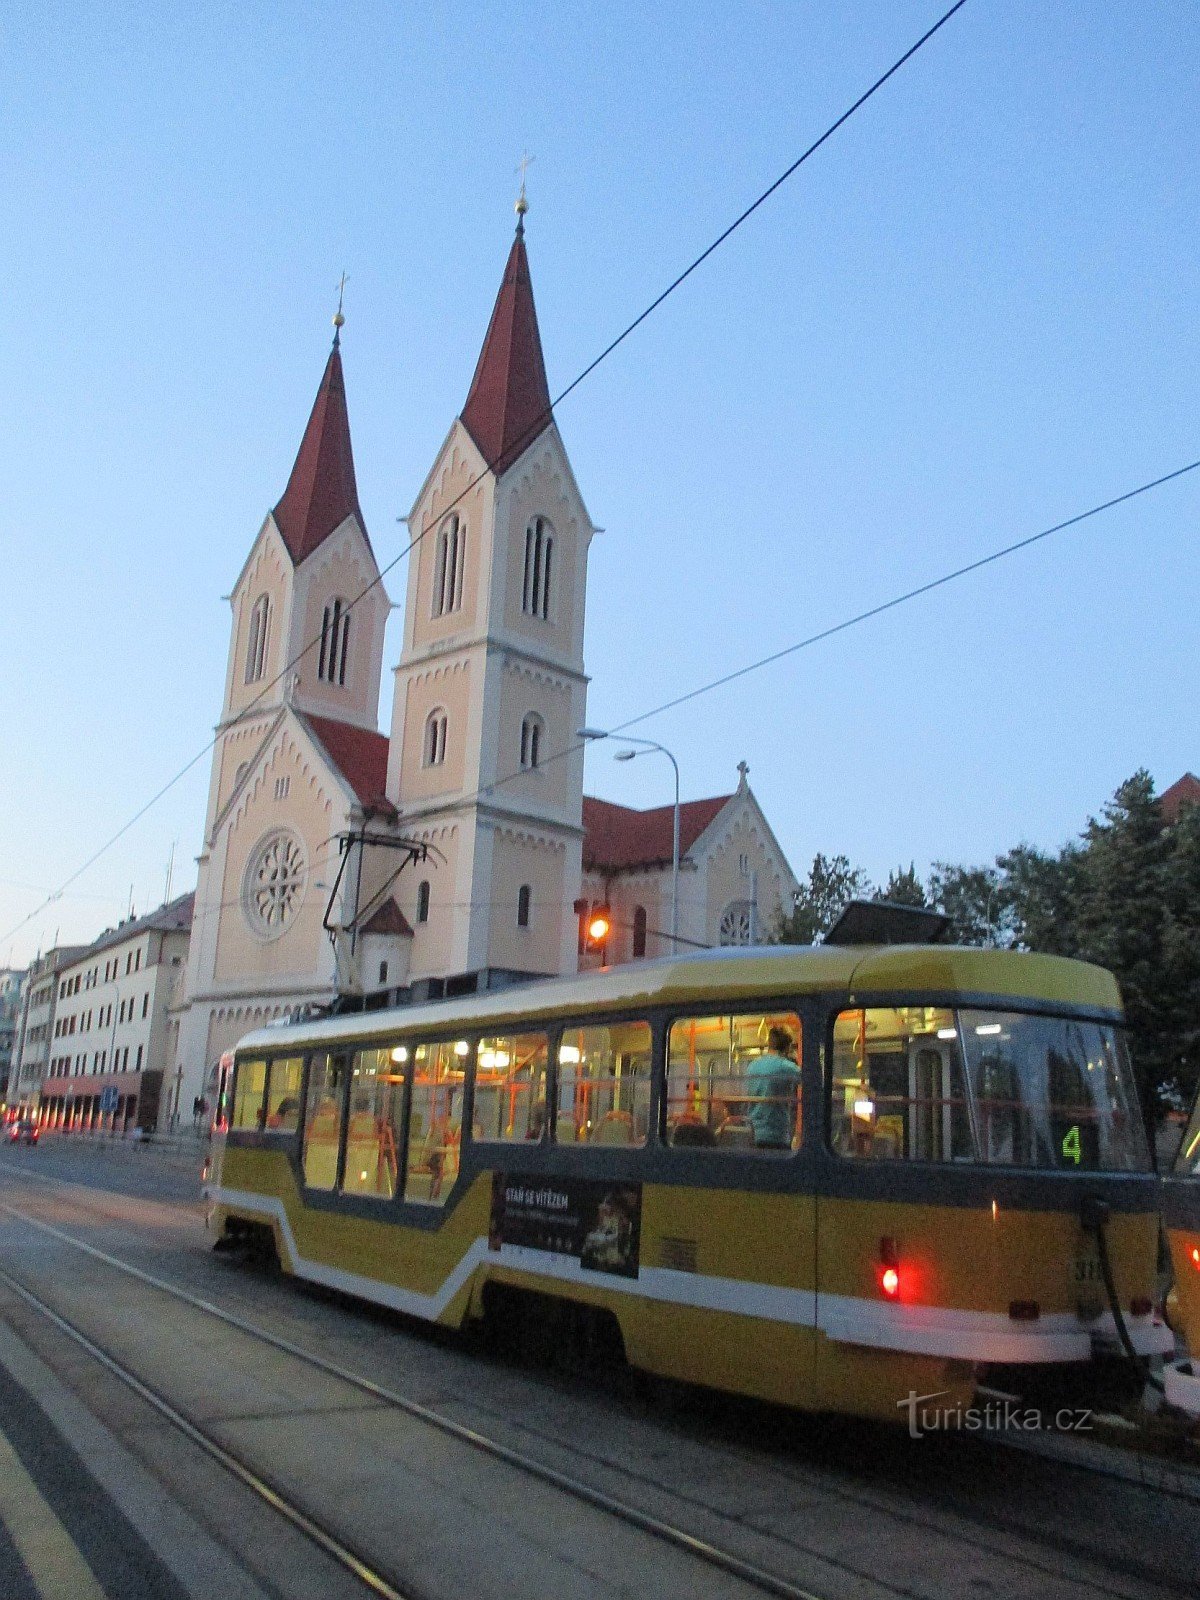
{"left": 578, "top": 728, "right": 680, "bottom": 953}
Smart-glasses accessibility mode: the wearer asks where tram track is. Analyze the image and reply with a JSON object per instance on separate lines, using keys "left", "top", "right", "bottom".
{"left": 0, "top": 1169, "right": 1192, "bottom": 1600}
{"left": 0, "top": 1192, "right": 831, "bottom": 1600}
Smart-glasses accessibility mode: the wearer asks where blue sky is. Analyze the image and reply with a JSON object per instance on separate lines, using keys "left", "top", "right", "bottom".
{"left": 2, "top": 1, "right": 1197, "bottom": 964}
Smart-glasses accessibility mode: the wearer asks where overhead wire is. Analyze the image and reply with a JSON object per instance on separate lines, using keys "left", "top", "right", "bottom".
{"left": 0, "top": 2, "right": 970, "bottom": 950}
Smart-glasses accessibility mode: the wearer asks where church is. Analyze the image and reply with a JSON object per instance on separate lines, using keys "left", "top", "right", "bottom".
{"left": 172, "top": 202, "right": 798, "bottom": 1122}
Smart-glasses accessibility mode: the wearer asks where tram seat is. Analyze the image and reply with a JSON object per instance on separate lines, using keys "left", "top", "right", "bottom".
{"left": 671, "top": 1118, "right": 716, "bottom": 1148}
{"left": 716, "top": 1118, "right": 755, "bottom": 1148}
{"left": 593, "top": 1111, "right": 634, "bottom": 1145}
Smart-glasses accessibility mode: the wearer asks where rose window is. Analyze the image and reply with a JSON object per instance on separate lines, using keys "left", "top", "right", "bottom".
{"left": 244, "top": 830, "right": 306, "bottom": 938}
{"left": 718, "top": 900, "right": 752, "bottom": 946}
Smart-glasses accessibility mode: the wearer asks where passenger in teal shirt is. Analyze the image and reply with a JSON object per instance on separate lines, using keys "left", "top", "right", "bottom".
{"left": 746, "top": 1027, "right": 801, "bottom": 1148}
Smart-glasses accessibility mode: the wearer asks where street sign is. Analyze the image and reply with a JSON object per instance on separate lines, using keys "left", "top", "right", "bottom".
{"left": 98, "top": 1086, "right": 119, "bottom": 1114}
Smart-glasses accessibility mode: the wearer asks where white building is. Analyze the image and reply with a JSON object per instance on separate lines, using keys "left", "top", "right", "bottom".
{"left": 41, "top": 894, "right": 193, "bottom": 1133}
{"left": 8, "top": 947, "right": 85, "bottom": 1114}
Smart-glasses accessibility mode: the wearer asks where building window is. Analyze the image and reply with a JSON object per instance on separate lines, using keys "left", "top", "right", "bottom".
{"left": 274, "top": 776, "right": 291, "bottom": 801}
{"left": 517, "top": 884, "right": 531, "bottom": 928}
{"left": 378, "top": 961, "right": 389, "bottom": 985}
{"left": 432, "top": 514, "right": 466, "bottom": 618}
{"left": 416, "top": 880, "right": 430, "bottom": 924}
{"left": 135, "top": 1045, "right": 143, "bottom": 1072}
{"left": 519, "top": 713, "right": 543, "bottom": 770}
{"left": 318, "top": 597, "right": 350, "bottom": 686}
{"left": 142, "top": 994, "right": 149, "bottom": 1018}
{"left": 522, "top": 516, "right": 553, "bottom": 620}
{"left": 423, "top": 709, "right": 448, "bottom": 767}
{"left": 718, "top": 900, "right": 753, "bottom": 946}
{"left": 245, "top": 594, "right": 270, "bottom": 684}
{"left": 632, "top": 905, "right": 648, "bottom": 959}
{"left": 739, "top": 852, "right": 750, "bottom": 877}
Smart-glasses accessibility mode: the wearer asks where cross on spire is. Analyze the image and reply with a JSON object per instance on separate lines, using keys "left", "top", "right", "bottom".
{"left": 515, "top": 151, "right": 534, "bottom": 232}
{"left": 332, "top": 271, "right": 348, "bottom": 345}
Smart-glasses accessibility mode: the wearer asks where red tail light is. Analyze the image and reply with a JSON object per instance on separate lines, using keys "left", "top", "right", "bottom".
{"left": 879, "top": 1266, "right": 900, "bottom": 1298}
{"left": 1191, "top": 1246, "right": 1200, "bottom": 1270}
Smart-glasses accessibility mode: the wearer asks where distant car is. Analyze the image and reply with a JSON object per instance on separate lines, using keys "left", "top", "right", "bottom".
{"left": 6, "top": 1120, "right": 38, "bottom": 1145}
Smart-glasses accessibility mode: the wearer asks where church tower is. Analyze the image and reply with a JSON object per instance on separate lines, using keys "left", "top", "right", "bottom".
{"left": 175, "top": 321, "right": 394, "bottom": 1120}
{"left": 388, "top": 209, "right": 596, "bottom": 981}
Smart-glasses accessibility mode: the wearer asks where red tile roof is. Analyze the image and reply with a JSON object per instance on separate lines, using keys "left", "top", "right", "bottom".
{"left": 273, "top": 342, "right": 367, "bottom": 566}
{"left": 582, "top": 794, "right": 733, "bottom": 873}
{"left": 360, "top": 897, "right": 413, "bottom": 937}
{"left": 460, "top": 229, "right": 552, "bottom": 478}
{"left": 1161, "top": 772, "right": 1200, "bottom": 824}
{"left": 300, "top": 713, "right": 393, "bottom": 814}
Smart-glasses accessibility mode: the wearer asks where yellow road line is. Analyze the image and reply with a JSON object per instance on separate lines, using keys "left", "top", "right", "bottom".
{"left": 0, "top": 1426, "right": 107, "bottom": 1600}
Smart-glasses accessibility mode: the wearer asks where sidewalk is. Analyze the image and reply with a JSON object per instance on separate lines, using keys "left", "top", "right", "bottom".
{"left": 35, "top": 1128, "right": 210, "bottom": 1173}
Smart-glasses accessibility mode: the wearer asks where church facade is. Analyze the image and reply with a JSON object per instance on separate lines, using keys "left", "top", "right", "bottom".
{"left": 171, "top": 212, "right": 797, "bottom": 1124}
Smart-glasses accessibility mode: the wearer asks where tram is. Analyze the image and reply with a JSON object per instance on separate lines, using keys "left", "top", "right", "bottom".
{"left": 206, "top": 942, "right": 1172, "bottom": 1422}
{"left": 1162, "top": 1084, "right": 1200, "bottom": 1416}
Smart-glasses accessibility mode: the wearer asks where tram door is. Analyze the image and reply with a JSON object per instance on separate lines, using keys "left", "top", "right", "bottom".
{"left": 907, "top": 1042, "right": 969, "bottom": 1162}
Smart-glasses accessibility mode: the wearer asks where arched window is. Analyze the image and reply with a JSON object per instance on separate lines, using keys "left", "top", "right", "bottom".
{"left": 432, "top": 514, "right": 466, "bottom": 618}
{"left": 632, "top": 905, "right": 648, "bottom": 959}
{"left": 522, "top": 516, "right": 553, "bottom": 620}
{"left": 244, "top": 594, "right": 270, "bottom": 684}
{"left": 517, "top": 884, "right": 531, "bottom": 929}
{"left": 423, "top": 709, "right": 448, "bottom": 767}
{"left": 318, "top": 597, "right": 350, "bottom": 686}
{"left": 519, "top": 712, "right": 543, "bottom": 770}
{"left": 416, "top": 880, "right": 430, "bottom": 923}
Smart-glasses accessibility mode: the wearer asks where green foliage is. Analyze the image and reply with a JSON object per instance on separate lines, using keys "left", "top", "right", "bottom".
{"left": 772, "top": 853, "right": 872, "bottom": 944}
{"left": 877, "top": 864, "right": 927, "bottom": 908}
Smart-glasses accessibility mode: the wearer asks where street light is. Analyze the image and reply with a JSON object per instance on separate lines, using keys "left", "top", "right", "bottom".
{"left": 578, "top": 727, "right": 680, "bottom": 953}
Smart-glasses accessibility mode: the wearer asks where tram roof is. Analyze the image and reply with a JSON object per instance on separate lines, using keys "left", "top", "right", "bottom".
{"left": 233, "top": 944, "right": 1122, "bottom": 1056}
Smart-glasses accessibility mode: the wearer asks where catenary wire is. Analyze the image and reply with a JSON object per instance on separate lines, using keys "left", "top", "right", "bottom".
{"left": 0, "top": 1, "right": 970, "bottom": 949}
{"left": 433, "top": 455, "right": 1200, "bottom": 823}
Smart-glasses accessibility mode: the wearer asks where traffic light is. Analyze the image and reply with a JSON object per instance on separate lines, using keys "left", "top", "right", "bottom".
{"left": 574, "top": 898, "right": 612, "bottom": 957}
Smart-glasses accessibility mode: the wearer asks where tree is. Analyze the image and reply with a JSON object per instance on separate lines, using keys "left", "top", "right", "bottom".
{"left": 1068, "top": 772, "right": 1170, "bottom": 1105}
{"left": 877, "top": 864, "right": 927, "bottom": 908}
{"left": 1158, "top": 796, "right": 1200, "bottom": 1106}
{"left": 997, "top": 841, "right": 1081, "bottom": 957}
{"left": 772, "top": 853, "right": 872, "bottom": 945}
{"left": 927, "top": 862, "right": 1008, "bottom": 947}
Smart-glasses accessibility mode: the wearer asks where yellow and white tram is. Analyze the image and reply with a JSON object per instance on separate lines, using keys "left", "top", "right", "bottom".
{"left": 207, "top": 944, "right": 1171, "bottom": 1422}
{"left": 1162, "top": 1085, "right": 1200, "bottom": 1416}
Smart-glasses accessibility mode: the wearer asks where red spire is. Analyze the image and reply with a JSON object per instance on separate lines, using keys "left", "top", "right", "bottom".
{"left": 273, "top": 340, "right": 367, "bottom": 565}
{"left": 460, "top": 227, "right": 553, "bottom": 477}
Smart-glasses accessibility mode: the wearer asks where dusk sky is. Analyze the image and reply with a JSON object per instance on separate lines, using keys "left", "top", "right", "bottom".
{"left": 3, "top": 1, "right": 1197, "bottom": 965}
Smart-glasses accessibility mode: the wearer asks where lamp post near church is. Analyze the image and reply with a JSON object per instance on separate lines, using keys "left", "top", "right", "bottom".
{"left": 578, "top": 729, "right": 680, "bottom": 953}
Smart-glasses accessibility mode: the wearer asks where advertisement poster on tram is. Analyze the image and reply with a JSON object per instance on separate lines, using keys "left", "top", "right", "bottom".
{"left": 488, "top": 1172, "right": 642, "bottom": 1278}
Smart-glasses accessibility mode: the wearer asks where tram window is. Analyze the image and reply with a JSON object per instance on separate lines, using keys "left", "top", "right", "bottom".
{"left": 232, "top": 1059, "right": 267, "bottom": 1130}
{"left": 475, "top": 1033, "right": 548, "bottom": 1142}
{"left": 404, "top": 1040, "right": 468, "bottom": 1204}
{"left": 831, "top": 1008, "right": 971, "bottom": 1161}
{"left": 960, "top": 1011, "right": 1146, "bottom": 1171}
{"left": 342, "top": 1047, "right": 406, "bottom": 1200}
{"left": 665, "top": 1012, "right": 802, "bottom": 1152}
{"left": 554, "top": 1021, "right": 652, "bottom": 1146}
{"left": 263, "top": 1057, "right": 303, "bottom": 1133}
{"left": 302, "top": 1053, "right": 347, "bottom": 1191}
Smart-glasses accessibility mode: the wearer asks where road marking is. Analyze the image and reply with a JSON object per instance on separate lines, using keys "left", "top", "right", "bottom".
{"left": 0, "top": 1425, "right": 107, "bottom": 1600}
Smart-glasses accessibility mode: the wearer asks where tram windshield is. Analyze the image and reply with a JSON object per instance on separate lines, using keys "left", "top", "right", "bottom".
{"left": 831, "top": 1006, "right": 1148, "bottom": 1170}
{"left": 1174, "top": 1092, "right": 1200, "bottom": 1175}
